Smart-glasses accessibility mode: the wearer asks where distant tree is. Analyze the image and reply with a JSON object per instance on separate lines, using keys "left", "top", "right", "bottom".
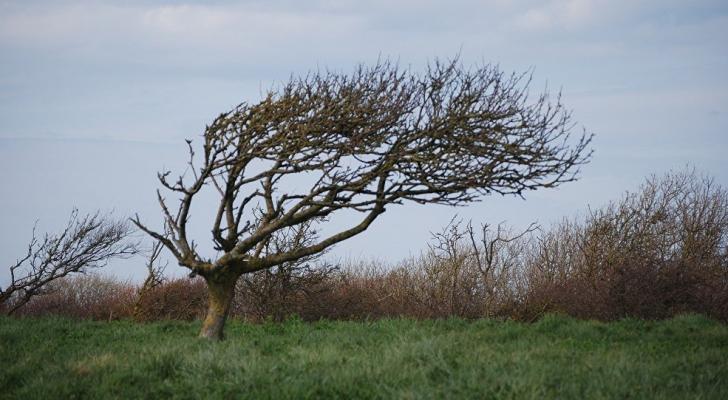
{"left": 133, "top": 58, "right": 592, "bottom": 340}
{"left": 1, "top": 209, "right": 137, "bottom": 315}
{"left": 132, "top": 240, "right": 167, "bottom": 322}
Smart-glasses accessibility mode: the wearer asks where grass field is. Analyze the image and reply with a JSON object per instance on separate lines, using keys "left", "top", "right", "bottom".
{"left": 1, "top": 315, "right": 727, "bottom": 399}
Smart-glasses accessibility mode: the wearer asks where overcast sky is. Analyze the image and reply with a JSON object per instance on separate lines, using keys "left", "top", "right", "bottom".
{"left": 1, "top": 0, "right": 727, "bottom": 284}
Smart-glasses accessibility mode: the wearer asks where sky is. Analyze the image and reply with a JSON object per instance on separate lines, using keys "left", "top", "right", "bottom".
{"left": 1, "top": 0, "right": 727, "bottom": 284}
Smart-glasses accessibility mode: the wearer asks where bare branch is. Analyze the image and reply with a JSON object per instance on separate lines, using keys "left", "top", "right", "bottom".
{"left": 1, "top": 210, "right": 138, "bottom": 315}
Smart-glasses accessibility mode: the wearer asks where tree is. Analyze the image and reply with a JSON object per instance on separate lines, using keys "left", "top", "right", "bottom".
{"left": 132, "top": 59, "right": 592, "bottom": 339}
{"left": 1, "top": 209, "right": 137, "bottom": 315}
{"left": 132, "top": 240, "right": 167, "bottom": 322}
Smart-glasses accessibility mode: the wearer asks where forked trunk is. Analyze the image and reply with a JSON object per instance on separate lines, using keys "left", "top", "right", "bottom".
{"left": 199, "top": 274, "right": 238, "bottom": 340}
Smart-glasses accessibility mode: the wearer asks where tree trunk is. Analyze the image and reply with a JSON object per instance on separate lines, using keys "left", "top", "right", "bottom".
{"left": 199, "top": 273, "right": 238, "bottom": 340}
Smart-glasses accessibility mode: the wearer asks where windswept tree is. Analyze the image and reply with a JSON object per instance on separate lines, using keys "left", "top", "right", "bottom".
{"left": 133, "top": 59, "right": 592, "bottom": 339}
{"left": 1, "top": 209, "right": 137, "bottom": 315}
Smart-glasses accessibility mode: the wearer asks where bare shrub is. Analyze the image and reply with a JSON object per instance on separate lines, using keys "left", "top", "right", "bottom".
{"left": 404, "top": 218, "right": 537, "bottom": 319}
{"left": 16, "top": 273, "right": 208, "bottom": 322}
{"left": 318, "top": 261, "right": 415, "bottom": 320}
{"left": 133, "top": 241, "right": 168, "bottom": 321}
{"left": 298, "top": 219, "right": 537, "bottom": 321}
{"left": 232, "top": 262, "right": 338, "bottom": 322}
{"left": 525, "top": 168, "right": 728, "bottom": 321}
{"left": 228, "top": 221, "right": 339, "bottom": 322}
{"left": 16, "top": 274, "right": 136, "bottom": 320}
{"left": 133, "top": 277, "right": 207, "bottom": 322}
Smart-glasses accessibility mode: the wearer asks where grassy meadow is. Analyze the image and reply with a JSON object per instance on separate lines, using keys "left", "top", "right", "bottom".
{"left": 1, "top": 314, "right": 727, "bottom": 399}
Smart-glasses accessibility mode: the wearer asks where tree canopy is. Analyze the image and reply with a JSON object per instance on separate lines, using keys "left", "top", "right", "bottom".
{"left": 133, "top": 58, "right": 592, "bottom": 339}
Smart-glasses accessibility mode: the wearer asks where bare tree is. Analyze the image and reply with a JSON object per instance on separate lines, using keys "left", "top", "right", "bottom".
{"left": 133, "top": 58, "right": 592, "bottom": 339}
{"left": 467, "top": 220, "right": 539, "bottom": 309}
{"left": 132, "top": 240, "right": 168, "bottom": 321}
{"left": 1, "top": 209, "right": 137, "bottom": 315}
{"left": 425, "top": 217, "right": 538, "bottom": 317}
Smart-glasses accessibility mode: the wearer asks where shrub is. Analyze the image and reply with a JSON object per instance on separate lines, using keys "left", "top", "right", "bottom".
{"left": 9, "top": 168, "right": 726, "bottom": 323}
{"left": 525, "top": 168, "right": 728, "bottom": 321}
{"left": 133, "top": 277, "right": 207, "bottom": 322}
{"left": 16, "top": 274, "right": 136, "bottom": 320}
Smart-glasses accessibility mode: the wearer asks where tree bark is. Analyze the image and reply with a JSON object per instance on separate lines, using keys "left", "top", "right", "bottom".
{"left": 199, "top": 273, "right": 238, "bottom": 340}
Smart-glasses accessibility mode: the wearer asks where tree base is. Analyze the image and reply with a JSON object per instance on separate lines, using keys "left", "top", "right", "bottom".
{"left": 198, "top": 272, "right": 238, "bottom": 340}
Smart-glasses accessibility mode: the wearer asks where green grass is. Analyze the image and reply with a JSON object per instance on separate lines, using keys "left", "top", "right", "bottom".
{"left": 1, "top": 315, "right": 727, "bottom": 399}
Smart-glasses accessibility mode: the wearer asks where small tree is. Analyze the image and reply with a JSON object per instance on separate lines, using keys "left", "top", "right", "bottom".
{"left": 133, "top": 59, "right": 592, "bottom": 339}
{"left": 132, "top": 240, "right": 167, "bottom": 322}
{"left": 1, "top": 209, "right": 137, "bottom": 315}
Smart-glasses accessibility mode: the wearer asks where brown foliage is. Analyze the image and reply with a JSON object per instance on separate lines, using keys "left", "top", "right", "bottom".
{"left": 16, "top": 274, "right": 136, "bottom": 320}
{"left": 231, "top": 261, "right": 338, "bottom": 322}
{"left": 133, "top": 278, "right": 207, "bottom": 322}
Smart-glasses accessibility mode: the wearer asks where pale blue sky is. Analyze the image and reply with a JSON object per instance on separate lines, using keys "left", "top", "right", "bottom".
{"left": 1, "top": 0, "right": 727, "bottom": 284}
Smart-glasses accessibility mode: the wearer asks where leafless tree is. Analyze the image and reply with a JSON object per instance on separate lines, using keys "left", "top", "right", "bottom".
{"left": 1, "top": 209, "right": 137, "bottom": 315}
{"left": 133, "top": 240, "right": 168, "bottom": 321}
{"left": 467, "top": 220, "right": 539, "bottom": 305}
{"left": 426, "top": 217, "right": 537, "bottom": 317}
{"left": 132, "top": 58, "right": 592, "bottom": 339}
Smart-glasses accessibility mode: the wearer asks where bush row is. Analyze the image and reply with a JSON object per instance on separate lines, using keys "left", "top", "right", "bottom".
{"left": 13, "top": 169, "right": 728, "bottom": 322}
